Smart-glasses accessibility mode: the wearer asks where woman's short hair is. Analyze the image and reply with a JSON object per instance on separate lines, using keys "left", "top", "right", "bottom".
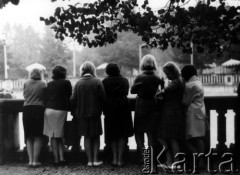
{"left": 80, "top": 61, "right": 96, "bottom": 77}
{"left": 52, "top": 65, "right": 67, "bottom": 80}
{"left": 140, "top": 54, "right": 158, "bottom": 71}
{"left": 181, "top": 64, "right": 197, "bottom": 81}
{"left": 163, "top": 61, "right": 180, "bottom": 79}
{"left": 30, "top": 68, "right": 42, "bottom": 80}
{"left": 106, "top": 63, "right": 120, "bottom": 76}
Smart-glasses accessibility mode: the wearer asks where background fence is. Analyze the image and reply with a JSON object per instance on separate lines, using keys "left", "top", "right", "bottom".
{"left": 0, "top": 74, "right": 240, "bottom": 92}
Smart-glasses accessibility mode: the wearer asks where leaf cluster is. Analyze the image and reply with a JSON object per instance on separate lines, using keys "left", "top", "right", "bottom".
{"left": 0, "top": 0, "right": 19, "bottom": 8}
{"left": 40, "top": 0, "right": 240, "bottom": 55}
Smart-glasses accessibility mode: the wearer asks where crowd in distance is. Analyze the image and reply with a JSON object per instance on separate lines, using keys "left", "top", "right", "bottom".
{"left": 22, "top": 54, "right": 207, "bottom": 173}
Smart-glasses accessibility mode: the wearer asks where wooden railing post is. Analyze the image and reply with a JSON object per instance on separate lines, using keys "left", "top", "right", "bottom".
{"left": 204, "top": 104, "right": 211, "bottom": 153}
{"left": 70, "top": 117, "right": 81, "bottom": 152}
{"left": 216, "top": 109, "right": 227, "bottom": 152}
{"left": 1, "top": 100, "right": 23, "bottom": 162}
{"left": 64, "top": 117, "right": 81, "bottom": 152}
{"left": 0, "top": 100, "right": 20, "bottom": 164}
{"left": 0, "top": 101, "right": 5, "bottom": 164}
{"left": 234, "top": 108, "right": 240, "bottom": 158}
{"left": 103, "top": 116, "right": 112, "bottom": 162}
{"left": 4, "top": 111, "right": 20, "bottom": 152}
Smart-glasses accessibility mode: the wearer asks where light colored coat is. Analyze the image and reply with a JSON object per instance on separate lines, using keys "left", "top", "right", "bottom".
{"left": 182, "top": 76, "right": 206, "bottom": 140}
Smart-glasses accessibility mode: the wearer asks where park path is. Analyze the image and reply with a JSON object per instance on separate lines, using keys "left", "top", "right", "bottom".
{"left": 0, "top": 163, "right": 142, "bottom": 175}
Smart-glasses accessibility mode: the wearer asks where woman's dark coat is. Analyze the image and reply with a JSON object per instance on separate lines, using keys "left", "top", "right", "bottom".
{"left": 102, "top": 75, "right": 133, "bottom": 143}
{"left": 131, "top": 70, "right": 162, "bottom": 133}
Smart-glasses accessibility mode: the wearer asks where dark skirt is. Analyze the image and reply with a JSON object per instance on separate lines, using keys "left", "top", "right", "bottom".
{"left": 134, "top": 115, "right": 158, "bottom": 133}
{"left": 23, "top": 105, "right": 45, "bottom": 139}
{"left": 104, "top": 113, "right": 133, "bottom": 143}
{"left": 77, "top": 117, "right": 102, "bottom": 137}
{"left": 158, "top": 103, "right": 185, "bottom": 140}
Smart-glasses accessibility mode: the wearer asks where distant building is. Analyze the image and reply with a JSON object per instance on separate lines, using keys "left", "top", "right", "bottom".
{"left": 199, "top": 59, "right": 240, "bottom": 87}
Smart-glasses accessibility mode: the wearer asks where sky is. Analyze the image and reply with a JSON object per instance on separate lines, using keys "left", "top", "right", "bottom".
{"left": 0, "top": 0, "right": 80, "bottom": 34}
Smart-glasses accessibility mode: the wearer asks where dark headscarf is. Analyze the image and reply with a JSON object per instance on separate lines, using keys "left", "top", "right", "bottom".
{"left": 181, "top": 64, "right": 197, "bottom": 81}
{"left": 106, "top": 63, "right": 120, "bottom": 76}
{"left": 52, "top": 65, "right": 66, "bottom": 80}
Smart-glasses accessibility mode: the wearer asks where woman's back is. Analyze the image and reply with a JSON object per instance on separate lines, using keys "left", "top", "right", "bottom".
{"left": 23, "top": 79, "right": 46, "bottom": 106}
{"left": 72, "top": 75, "right": 106, "bottom": 118}
{"left": 184, "top": 76, "right": 204, "bottom": 108}
{"left": 103, "top": 75, "right": 129, "bottom": 97}
{"left": 163, "top": 78, "right": 184, "bottom": 105}
{"left": 131, "top": 70, "right": 161, "bottom": 99}
{"left": 45, "top": 79, "right": 72, "bottom": 110}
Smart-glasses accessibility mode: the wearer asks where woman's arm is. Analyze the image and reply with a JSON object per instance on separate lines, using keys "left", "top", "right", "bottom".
{"left": 98, "top": 81, "right": 107, "bottom": 112}
{"left": 130, "top": 76, "right": 141, "bottom": 94}
{"left": 237, "top": 83, "right": 240, "bottom": 97}
{"left": 159, "top": 77, "right": 165, "bottom": 90}
{"left": 70, "top": 82, "right": 78, "bottom": 113}
{"left": 123, "top": 78, "right": 130, "bottom": 96}
{"left": 164, "top": 79, "right": 181, "bottom": 93}
{"left": 67, "top": 80, "right": 72, "bottom": 98}
{"left": 23, "top": 83, "right": 26, "bottom": 99}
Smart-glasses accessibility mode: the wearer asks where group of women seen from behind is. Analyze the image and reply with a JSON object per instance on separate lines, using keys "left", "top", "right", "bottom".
{"left": 23, "top": 55, "right": 206, "bottom": 171}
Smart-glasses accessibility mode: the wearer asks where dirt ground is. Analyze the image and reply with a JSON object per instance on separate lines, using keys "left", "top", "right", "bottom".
{"left": 0, "top": 163, "right": 143, "bottom": 175}
{"left": 0, "top": 162, "right": 219, "bottom": 175}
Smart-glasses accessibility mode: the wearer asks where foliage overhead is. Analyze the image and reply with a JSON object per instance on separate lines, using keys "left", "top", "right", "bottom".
{"left": 41, "top": 0, "right": 240, "bottom": 55}
{"left": 0, "top": 0, "right": 19, "bottom": 8}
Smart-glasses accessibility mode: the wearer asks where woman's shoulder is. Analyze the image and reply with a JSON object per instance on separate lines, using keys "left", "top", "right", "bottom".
{"left": 60, "top": 79, "right": 71, "bottom": 83}
{"left": 134, "top": 74, "right": 145, "bottom": 81}
{"left": 53, "top": 79, "right": 70, "bottom": 83}
{"left": 37, "top": 80, "right": 47, "bottom": 87}
{"left": 95, "top": 77, "right": 104, "bottom": 85}
{"left": 102, "top": 76, "right": 110, "bottom": 81}
{"left": 90, "top": 76, "right": 101, "bottom": 82}
{"left": 77, "top": 76, "right": 101, "bottom": 84}
{"left": 25, "top": 79, "right": 46, "bottom": 86}
{"left": 119, "top": 76, "right": 129, "bottom": 83}
{"left": 105, "top": 75, "right": 128, "bottom": 80}
{"left": 47, "top": 79, "right": 70, "bottom": 86}
{"left": 63, "top": 79, "right": 72, "bottom": 87}
{"left": 169, "top": 78, "right": 184, "bottom": 88}
{"left": 24, "top": 79, "right": 32, "bottom": 85}
{"left": 172, "top": 78, "right": 183, "bottom": 84}
{"left": 152, "top": 73, "right": 161, "bottom": 81}
{"left": 140, "top": 71, "right": 160, "bottom": 78}
{"left": 186, "top": 79, "right": 203, "bottom": 92}
{"left": 186, "top": 77, "right": 202, "bottom": 86}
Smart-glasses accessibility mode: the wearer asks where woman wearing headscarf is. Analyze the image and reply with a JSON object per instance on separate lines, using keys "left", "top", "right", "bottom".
{"left": 102, "top": 63, "right": 133, "bottom": 167}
